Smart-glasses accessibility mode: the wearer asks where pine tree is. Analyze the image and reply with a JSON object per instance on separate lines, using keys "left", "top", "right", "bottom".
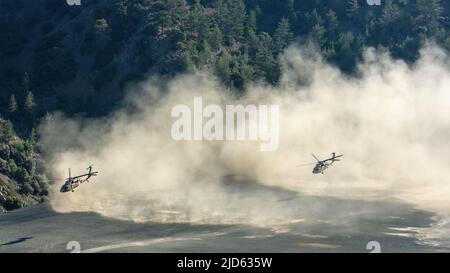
{"left": 24, "top": 91, "right": 36, "bottom": 115}
{"left": 216, "top": 51, "right": 233, "bottom": 87}
{"left": 93, "top": 18, "right": 112, "bottom": 50}
{"left": 199, "top": 40, "right": 212, "bottom": 65}
{"left": 325, "top": 9, "right": 339, "bottom": 42}
{"left": 255, "top": 32, "right": 280, "bottom": 84}
{"left": 216, "top": 0, "right": 246, "bottom": 43}
{"left": 9, "top": 94, "right": 18, "bottom": 114}
{"left": 247, "top": 9, "right": 257, "bottom": 34}
{"left": 312, "top": 23, "right": 326, "bottom": 48}
{"left": 347, "top": 0, "right": 359, "bottom": 19}
{"left": 416, "top": 0, "right": 445, "bottom": 37}
{"left": 0, "top": 120, "right": 15, "bottom": 144}
{"left": 233, "top": 52, "right": 254, "bottom": 90}
{"left": 187, "top": 0, "right": 209, "bottom": 40}
{"left": 29, "top": 128, "right": 37, "bottom": 144}
{"left": 185, "top": 40, "right": 199, "bottom": 68}
{"left": 274, "top": 17, "right": 293, "bottom": 52}
{"left": 112, "top": 0, "right": 129, "bottom": 39}
{"left": 151, "top": 0, "right": 188, "bottom": 36}
{"left": 380, "top": 1, "right": 401, "bottom": 25}
{"left": 417, "top": 0, "right": 444, "bottom": 21}
{"left": 114, "top": 0, "right": 128, "bottom": 19}
{"left": 209, "top": 24, "right": 223, "bottom": 50}
{"left": 285, "top": 0, "right": 296, "bottom": 22}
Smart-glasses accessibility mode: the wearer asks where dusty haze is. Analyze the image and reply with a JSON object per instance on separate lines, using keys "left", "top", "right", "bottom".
{"left": 39, "top": 43, "right": 450, "bottom": 226}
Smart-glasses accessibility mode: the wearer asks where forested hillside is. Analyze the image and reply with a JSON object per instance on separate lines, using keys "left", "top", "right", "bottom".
{"left": 0, "top": 0, "right": 449, "bottom": 210}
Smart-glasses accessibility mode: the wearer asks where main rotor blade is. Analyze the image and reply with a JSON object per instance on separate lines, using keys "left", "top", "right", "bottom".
{"left": 297, "top": 162, "right": 315, "bottom": 167}
{"left": 71, "top": 173, "right": 90, "bottom": 179}
{"left": 311, "top": 154, "right": 321, "bottom": 162}
{"left": 324, "top": 155, "right": 343, "bottom": 162}
{"left": 45, "top": 178, "right": 67, "bottom": 182}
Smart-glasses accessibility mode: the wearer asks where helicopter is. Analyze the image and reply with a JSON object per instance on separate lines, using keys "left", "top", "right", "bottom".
{"left": 59, "top": 166, "right": 98, "bottom": 193}
{"left": 298, "top": 153, "right": 343, "bottom": 174}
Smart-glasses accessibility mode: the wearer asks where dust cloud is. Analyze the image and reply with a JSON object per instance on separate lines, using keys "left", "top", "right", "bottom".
{"left": 39, "top": 43, "right": 450, "bottom": 226}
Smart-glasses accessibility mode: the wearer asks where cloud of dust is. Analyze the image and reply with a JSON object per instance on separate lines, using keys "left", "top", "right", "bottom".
{"left": 39, "top": 43, "right": 450, "bottom": 226}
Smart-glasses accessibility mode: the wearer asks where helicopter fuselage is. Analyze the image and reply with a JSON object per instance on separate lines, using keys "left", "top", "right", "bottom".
{"left": 309, "top": 153, "right": 343, "bottom": 174}
{"left": 312, "top": 162, "right": 329, "bottom": 174}
{"left": 60, "top": 179, "right": 80, "bottom": 192}
{"left": 59, "top": 167, "right": 98, "bottom": 193}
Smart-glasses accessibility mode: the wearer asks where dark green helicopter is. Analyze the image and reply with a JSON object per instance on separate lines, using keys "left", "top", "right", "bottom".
{"left": 60, "top": 166, "right": 98, "bottom": 193}
{"left": 298, "top": 153, "right": 343, "bottom": 174}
